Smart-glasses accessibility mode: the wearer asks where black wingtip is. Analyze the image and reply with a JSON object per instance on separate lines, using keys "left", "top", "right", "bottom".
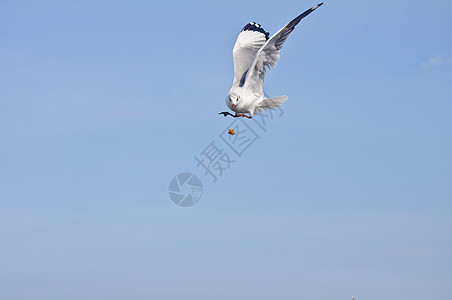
{"left": 286, "top": 2, "right": 324, "bottom": 29}
{"left": 241, "top": 22, "right": 270, "bottom": 40}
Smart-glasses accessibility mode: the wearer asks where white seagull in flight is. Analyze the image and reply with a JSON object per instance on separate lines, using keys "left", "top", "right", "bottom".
{"left": 219, "top": 3, "right": 323, "bottom": 119}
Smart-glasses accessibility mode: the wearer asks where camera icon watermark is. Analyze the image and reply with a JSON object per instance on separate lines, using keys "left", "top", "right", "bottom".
{"left": 168, "top": 173, "right": 203, "bottom": 207}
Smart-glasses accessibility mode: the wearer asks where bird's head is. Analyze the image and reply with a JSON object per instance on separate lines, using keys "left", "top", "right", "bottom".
{"left": 227, "top": 93, "right": 240, "bottom": 110}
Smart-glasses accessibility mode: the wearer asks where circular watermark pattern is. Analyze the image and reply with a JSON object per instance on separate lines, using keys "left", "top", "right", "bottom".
{"left": 168, "top": 173, "right": 203, "bottom": 207}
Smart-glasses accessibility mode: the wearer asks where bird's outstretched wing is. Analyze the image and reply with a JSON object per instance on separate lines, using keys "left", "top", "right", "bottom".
{"left": 243, "top": 3, "right": 323, "bottom": 94}
{"left": 232, "top": 22, "right": 270, "bottom": 88}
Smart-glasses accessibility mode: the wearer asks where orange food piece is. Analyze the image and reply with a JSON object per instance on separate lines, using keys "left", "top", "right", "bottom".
{"left": 228, "top": 128, "right": 236, "bottom": 135}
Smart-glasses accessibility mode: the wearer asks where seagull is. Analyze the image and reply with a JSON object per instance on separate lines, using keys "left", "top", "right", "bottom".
{"left": 219, "top": 3, "right": 323, "bottom": 119}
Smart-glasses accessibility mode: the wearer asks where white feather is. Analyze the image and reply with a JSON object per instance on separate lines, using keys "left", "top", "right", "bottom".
{"left": 232, "top": 28, "right": 268, "bottom": 87}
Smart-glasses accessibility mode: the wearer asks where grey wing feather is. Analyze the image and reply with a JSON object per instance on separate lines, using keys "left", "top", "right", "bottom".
{"left": 243, "top": 3, "right": 323, "bottom": 94}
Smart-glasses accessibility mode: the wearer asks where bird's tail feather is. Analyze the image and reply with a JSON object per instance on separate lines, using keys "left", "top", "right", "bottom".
{"left": 255, "top": 95, "right": 288, "bottom": 113}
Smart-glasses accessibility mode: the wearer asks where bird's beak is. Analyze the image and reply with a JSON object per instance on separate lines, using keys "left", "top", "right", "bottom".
{"left": 232, "top": 104, "right": 236, "bottom": 109}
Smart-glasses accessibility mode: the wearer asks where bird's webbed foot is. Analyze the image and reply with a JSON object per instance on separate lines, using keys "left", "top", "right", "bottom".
{"left": 218, "top": 112, "right": 235, "bottom": 117}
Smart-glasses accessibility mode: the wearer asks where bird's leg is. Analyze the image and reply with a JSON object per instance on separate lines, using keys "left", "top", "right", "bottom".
{"left": 218, "top": 112, "right": 252, "bottom": 119}
{"left": 235, "top": 113, "right": 252, "bottom": 119}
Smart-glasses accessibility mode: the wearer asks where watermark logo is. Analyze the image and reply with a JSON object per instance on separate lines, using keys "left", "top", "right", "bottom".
{"left": 167, "top": 106, "right": 284, "bottom": 207}
{"left": 168, "top": 173, "right": 203, "bottom": 207}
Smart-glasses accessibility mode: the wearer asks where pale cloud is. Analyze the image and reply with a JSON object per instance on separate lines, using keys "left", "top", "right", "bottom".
{"left": 422, "top": 55, "right": 452, "bottom": 68}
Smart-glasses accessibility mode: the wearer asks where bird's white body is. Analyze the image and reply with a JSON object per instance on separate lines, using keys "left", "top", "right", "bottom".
{"left": 220, "top": 3, "right": 323, "bottom": 118}
{"left": 226, "top": 86, "right": 262, "bottom": 114}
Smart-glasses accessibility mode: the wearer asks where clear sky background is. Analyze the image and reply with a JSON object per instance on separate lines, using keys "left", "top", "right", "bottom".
{"left": 1, "top": 0, "right": 451, "bottom": 299}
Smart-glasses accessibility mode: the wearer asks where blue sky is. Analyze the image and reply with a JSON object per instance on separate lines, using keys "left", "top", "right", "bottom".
{"left": 1, "top": 0, "right": 451, "bottom": 299}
